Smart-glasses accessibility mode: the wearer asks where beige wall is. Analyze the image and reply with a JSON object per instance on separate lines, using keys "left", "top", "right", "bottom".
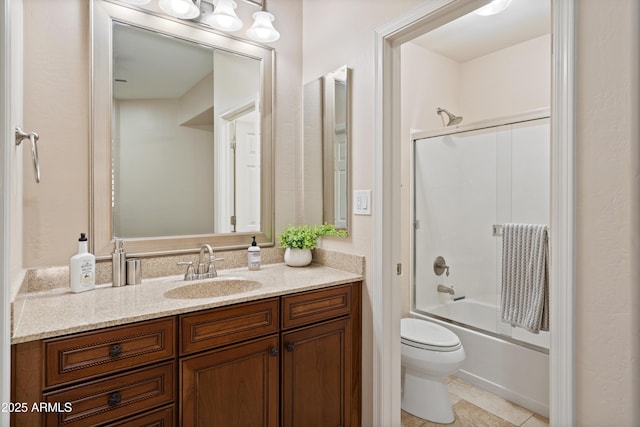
{"left": 17, "top": 0, "right": 639, "bottom": 424}
{"left": 23, "top": 0, "right": 90, "bottom": 268}
{"left": 575, "top": 0, "right": 637, "bottom": 425}
{"left": 301, "top": 1, "right": 427, "bottom": 424}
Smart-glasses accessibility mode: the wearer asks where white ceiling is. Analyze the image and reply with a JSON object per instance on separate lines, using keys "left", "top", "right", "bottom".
{"left": 411, "top": 0, "right": 550, "bottom": 63}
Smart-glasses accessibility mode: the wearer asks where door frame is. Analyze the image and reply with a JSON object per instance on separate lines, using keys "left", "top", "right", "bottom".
{"left": 372, "top": 0, "right": 575, "bottom": 425}
{"left": 1, "top": 0, "right": 12, "bottom": 422}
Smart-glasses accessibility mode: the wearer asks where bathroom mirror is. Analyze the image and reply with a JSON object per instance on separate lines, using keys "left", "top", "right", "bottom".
{"left": 91, "top": 0, "right": 273, "bottom": 257}
{"left": 303, "top": 66, "right": 350, "bottom": 230}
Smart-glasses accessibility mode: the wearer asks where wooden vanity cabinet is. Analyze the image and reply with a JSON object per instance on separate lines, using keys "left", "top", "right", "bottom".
{"left": 178, "top": 283, "right": 361, "bottom": 427}
{"left": 280, "top": 283, "right": 361, "bottom": 427}
{"left": 11, "top": 317, "right": 177, "bottom": 427}
{"left": 11, "top": 281, "right": 361, "bottom": 427}
{"left": 179, "top": 298, "right": 280, "bottom": 427}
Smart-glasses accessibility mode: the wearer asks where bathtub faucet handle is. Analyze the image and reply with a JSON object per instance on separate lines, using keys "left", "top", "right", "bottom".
{"left": 433, "top": 256, "right": 450, "bottom": 276}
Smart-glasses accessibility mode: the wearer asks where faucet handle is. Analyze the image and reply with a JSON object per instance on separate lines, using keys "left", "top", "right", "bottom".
{"left": 433, "top": 256, "right": 450, "bottom": 277}
{"left": 177, "top": 261, "right": 195, "bottom": 280}
{"left": 207, "top": 256, "right": 224, "bottom": 277}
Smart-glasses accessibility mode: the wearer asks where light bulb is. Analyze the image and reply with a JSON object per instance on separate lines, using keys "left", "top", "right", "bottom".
{"left": 158, "top": 0, "right": 201, "bottom": 19}
{"left": 247, "top": 11, "right": 280, "bottom": 43}
{"left": 204, "top": 0, "right": 242, "bottom": 31}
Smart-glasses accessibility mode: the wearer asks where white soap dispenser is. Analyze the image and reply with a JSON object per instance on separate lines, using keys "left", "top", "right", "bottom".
{"left": 248, "top": 235, "right": 261, "bottom": 271}
{"left": 70, "top": 233, "right": 96, "bottom": 293}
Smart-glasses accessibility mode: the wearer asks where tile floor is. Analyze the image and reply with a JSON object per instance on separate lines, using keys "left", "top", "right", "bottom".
{"left": 401, "top": 377, "right": 549, "bottom": 427}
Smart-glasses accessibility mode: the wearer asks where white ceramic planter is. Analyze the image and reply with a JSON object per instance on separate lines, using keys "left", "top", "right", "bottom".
{"left": 284, "top": 248, "right": 312, "bottom": 267}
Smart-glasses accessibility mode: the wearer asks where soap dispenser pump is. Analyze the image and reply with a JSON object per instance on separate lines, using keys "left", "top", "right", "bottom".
{"left": 70, "top": 233, "right": 96, "bottom": 293}
{"left": 112, "top": 239, "right": 127, "bottom": 287}
{"left": 248, "top": 236, "right": 261, "bottom": 271}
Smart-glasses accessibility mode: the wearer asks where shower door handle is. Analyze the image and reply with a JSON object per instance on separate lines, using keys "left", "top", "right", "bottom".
{"left": 15, "top": 126, "right": 41, "bottom": 183}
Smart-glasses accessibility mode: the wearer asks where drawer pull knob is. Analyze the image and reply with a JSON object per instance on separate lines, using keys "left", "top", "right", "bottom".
{"left": 270, "top": 347, "right": 279, "bottom": 356}
{"left": 286, "top": 343, "right": 295, "bottom": 352}
{"left": 107, "top": 391, "right": 121, "bottom": 406}
{"left": 109, "top": 343, "right": 122, "bottom": 357}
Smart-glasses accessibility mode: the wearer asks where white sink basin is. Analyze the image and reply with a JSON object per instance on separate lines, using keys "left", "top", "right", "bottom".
{"left": 163, "top": 278, "right": 262, "bottom": 299}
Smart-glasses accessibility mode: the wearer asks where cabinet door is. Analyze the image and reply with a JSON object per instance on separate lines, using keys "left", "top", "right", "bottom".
{"left": 281, "top": 317, "right": 352, "bottom": 427}
{"left": 181, "top": 335, "right": 279, "bottom": 427}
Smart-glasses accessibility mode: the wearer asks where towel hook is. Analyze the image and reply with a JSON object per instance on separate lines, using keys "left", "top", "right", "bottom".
{"left": 15, "top": 126, "right": 41, "bottom": 183}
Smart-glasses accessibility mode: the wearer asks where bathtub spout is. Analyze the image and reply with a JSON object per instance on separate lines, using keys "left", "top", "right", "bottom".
{"left": 437, "top": 284, "right": 455, "bottom": 295}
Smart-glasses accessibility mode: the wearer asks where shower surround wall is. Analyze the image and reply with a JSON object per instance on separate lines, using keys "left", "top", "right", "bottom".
{"left": 413, "top": 115, "right": 550, "bottom": 347}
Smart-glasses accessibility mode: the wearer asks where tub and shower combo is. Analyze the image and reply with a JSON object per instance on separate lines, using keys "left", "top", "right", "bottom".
{"left": 407, "top": 109, "right": 550, "bottom": 418}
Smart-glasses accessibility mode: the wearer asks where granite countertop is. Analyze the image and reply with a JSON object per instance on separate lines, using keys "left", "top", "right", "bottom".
{"left": 11, "top": 263, "right": 362, "bottom": 344}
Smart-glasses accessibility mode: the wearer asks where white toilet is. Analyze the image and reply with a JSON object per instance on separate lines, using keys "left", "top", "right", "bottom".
{"left": 401, "top": 317, "right": 465, "bottom": 424}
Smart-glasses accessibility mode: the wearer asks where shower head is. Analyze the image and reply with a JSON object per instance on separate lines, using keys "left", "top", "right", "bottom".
{"left": 436, "top": 107, "right": 463, "bottom": 127}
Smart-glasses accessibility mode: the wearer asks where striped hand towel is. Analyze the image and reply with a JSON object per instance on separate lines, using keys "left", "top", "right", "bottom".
{"left": 500, "top": 223, "right": 549, "bottom": 333}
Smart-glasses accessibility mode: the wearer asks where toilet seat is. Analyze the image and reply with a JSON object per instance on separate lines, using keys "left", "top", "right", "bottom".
{"left": 401, "top": 318, "right": 462, "bottom": 352}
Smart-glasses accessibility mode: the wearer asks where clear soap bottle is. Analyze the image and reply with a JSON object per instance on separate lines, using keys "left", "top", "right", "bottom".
{"left": 70, "top": 233, "right": 96, "bottom": 293}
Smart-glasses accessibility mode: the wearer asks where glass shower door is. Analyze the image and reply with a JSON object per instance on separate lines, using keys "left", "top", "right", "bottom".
{"left": 496, "top": 118, "right": 551, "bottom": 347}
{"left": 413, "top": 126, "right": 501, "bottom": 334}
{"left": 413, "top": 116, "right": 550, "bottom": 347}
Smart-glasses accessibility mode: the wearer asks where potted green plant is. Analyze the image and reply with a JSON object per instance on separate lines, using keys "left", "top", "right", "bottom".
{"left": 279, "top": 224, "right": 347, "bottom": 266}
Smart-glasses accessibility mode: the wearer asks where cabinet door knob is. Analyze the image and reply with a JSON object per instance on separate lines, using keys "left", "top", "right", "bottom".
{"left": 270, "top": 347, "right": 279, "bottom": 356}
{"left": 286, "top": 343, "right": 295, "bottom": 352}
{"left": 109, "top": 343, "right": 122, "bottom": 357}
{"left": 107, "top": 391, "right": 121, "bottom": 406}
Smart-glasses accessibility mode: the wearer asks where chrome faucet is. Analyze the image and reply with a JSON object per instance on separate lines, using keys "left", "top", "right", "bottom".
{"left": 177, "top": 244, "right": 224, "bottom": 281}
{"left": 437, "top": 284, "right": 455, "bottom": 295}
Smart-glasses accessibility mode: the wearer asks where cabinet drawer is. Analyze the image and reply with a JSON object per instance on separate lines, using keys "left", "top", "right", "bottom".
{"left": 45, "top": 318, "right": 175, "bottom": 388}
{"left": 104, "top": 404, "right": 174, "bottom": 426}
{"left": 180, "top": 298, "right": 279, "bottom": 355}
{"left": 282, "top": 283, "right": 353, "bottom": 330}
{"left": 43, "top": 361, "right": 175, "bottom": 427}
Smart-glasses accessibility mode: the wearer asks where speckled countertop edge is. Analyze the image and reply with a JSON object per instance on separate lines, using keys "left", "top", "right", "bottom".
{"left": 11, "top": 262, "right": 362, "bottom": 344}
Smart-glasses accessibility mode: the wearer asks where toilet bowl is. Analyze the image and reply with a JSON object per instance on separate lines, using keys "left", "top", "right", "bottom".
{"left": 401, "top": 317, "right": 465, "bottom": 424}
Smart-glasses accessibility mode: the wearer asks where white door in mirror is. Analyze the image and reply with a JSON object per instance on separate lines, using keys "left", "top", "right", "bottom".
{"left": 353, "top": 190, "right": 371, "bottom": 215}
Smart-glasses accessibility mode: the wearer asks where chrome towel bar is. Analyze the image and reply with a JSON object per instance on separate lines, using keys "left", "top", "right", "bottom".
{"left": 15, "top": 125, "right": 41, "bottom": 183}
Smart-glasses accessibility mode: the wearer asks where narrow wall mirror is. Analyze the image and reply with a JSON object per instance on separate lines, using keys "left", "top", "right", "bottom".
{"left": 92, "top": 0, "right": 273, "bottom": 257}
{"left": 303, "top": 65, "right": 350, "bottom": 231}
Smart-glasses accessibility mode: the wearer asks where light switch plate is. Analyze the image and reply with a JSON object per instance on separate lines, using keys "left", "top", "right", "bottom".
{"left": 353, "top": 190, "right": 371, "bottom": 215}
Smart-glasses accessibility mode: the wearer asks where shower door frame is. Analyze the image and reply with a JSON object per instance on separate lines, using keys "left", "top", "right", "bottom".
{"left": 372, "top": 1, "right": 575, "bottom": 426}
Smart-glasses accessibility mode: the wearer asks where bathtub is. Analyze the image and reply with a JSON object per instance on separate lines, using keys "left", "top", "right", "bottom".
{"left": 413, "top": 298, "right": 550, "bottom": 417}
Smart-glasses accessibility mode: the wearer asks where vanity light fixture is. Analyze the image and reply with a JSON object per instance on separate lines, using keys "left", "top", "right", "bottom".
{"left": 203, "top": 0, "right": 243, "bottom": 31}
{"left": 205, "top": 0, "right": 280, "bottom": 43}
{"left": 125, "top": 0, "right": 281, "bottom": 43}
{"left": 474, "top": 0, "right": 512, "bottom": 16}
{"left": 159, "top": 0, "right": 202, "bottom": 19}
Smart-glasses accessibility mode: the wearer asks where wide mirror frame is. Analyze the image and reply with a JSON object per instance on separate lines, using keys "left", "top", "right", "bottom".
{"left": 91, "top": 0, "right": 274, "bottom": 258}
